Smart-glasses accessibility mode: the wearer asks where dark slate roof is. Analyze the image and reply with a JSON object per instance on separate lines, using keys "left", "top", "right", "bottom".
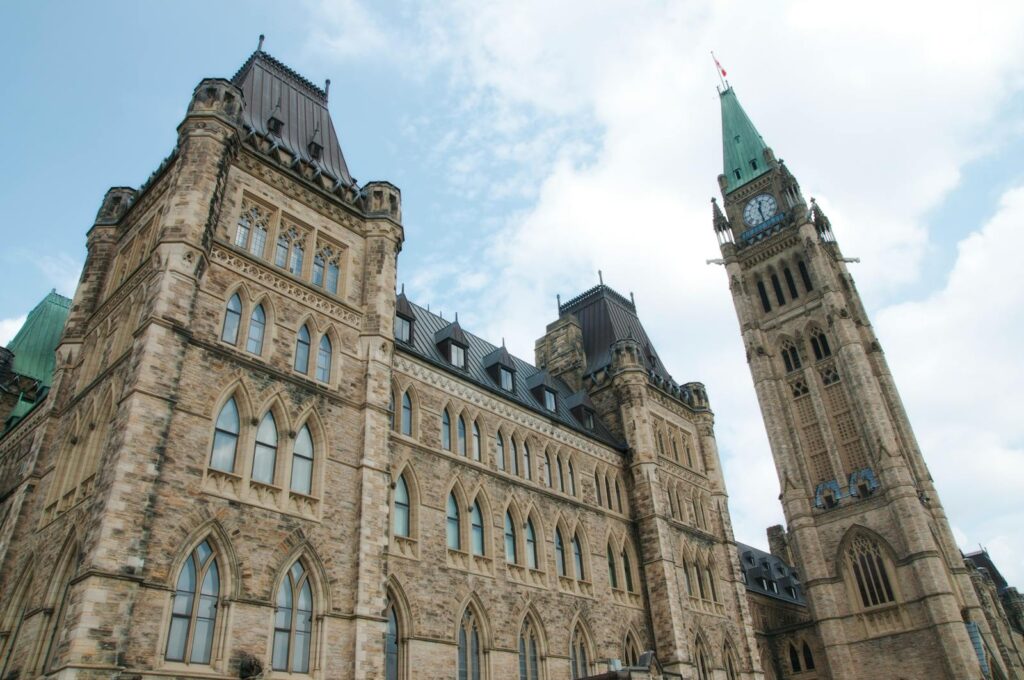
{"left": 232, "top": 50, "right": 353, "bottom": 186}
{"left": 6, "top": 290, "right": 70, "bottom": 387}
{"left": 396, "top": 298, "right": 625, "bottom": 450}
{"left": 736, "top": 542, "right": 806, "bottom": 605}
{"left": 558, "top": 284, "right": 674, "bottom": 384}
{"left": 965, "top": 550, "right": 1011, "bottom": 593}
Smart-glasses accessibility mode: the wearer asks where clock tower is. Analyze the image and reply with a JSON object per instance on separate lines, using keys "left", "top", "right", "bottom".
{"left": 712, "top": 86, "right": 1009, "bottom": 679}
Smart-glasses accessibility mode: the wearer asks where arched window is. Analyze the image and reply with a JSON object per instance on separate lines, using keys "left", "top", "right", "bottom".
{"left": 789, "top": 644, "right": 802, "bottom": 672}
{"left": 447, "top": 493, "right": 461, "bottom": 550}
{"left": 393, "top": 475, "right": 410, "bottom": 538}
{"left": 210, "top": 398, "right": 239, "bottom": 472}
{"left": 290, "top": 424, "right": 314, "bottom": 494}
{"left": 595, "top": 471, "right": 603, "bottom": 505}
{"left": 222, "top": 294, "right": 242, "bottom": 344}
{"left": 326, "top": 260, "right": 340, "bottom": 294}
{"left": 770, "top": 273, "right": 786, "bottom": 306}
{"left": 695, "top": 644, "right": 711, "bottom": 680}
{"left": 471, "top": 421, "right": 481, "bottom": 461}
{"left": 555, "top": 529, "right": 566, "bottom": 577}
{"left": 604, "top": 477, "right": 612, "bottom": 510}
{"left": 525, "top": 519, "right": 538, "bottom": 570}
{"left": 246, "top": 304, "right": 266, "bottom": 354}
{"left": 496, "top": 432, "right": 506, "bottom": 470}
{"left": 471, "top": 500, "right": 485, "bottom": 556}
{"left": 385, "top": 600, "right": 401, "bottom": 680}
{"left": 457, "top": 609, "right": 481, "bottom": 680}
{"left": 810, "top": 330, "right": 832, "bottom": 361}
{"left": 568, "top": 461, "right": 576, "bottom": 496}
{"left": 572, "top": 533, "right": 585, "bottom": 581}
{"left": 556, "top": 455, "right": 565, "bottom": 492}
{"left": 570, "top": 626, "right": 590, "bottom": 679}
{"left": 166, "top": 540, "right": 219, "bottom": 664}
{"left": 798, "top": 260, "right": 814, "bottom": 292}
{"left": 683, "top": 560, "right": 694, "bottom": 596}
{"left": 294, "top": 325, "right": 311, "bottom": 373}
{"left": 442, "top": 410, "right": 452, "bottom": 451}
{"left": 725, "top": 649, "right": 739, "bottom": 680}
{"left": 544, "top": 453, "right": 553, "bottom": 487}
{"left": 696, "top": 563, "right": 707, "bottom": 599}
{"left": 802, "top": 642, "right": 815, "bottom": 670}
{"left": 624, "top": 634, "right": 640, "bottom": 668}
{"left": 401, "top": 392, "right": 412, "bottom": 436}
{"left": 511, "top": 438, "right": 520, "bottom": 476}
{"left": 389, "top": 391, "right": 395, "bottom": 430}
{"left": 518, "top": 618, "right": 540, "bottom": 680}
{"left": 457, "top": 416, "right": 467, "bottom": 456}
{"left": 272, "top": 561, "right": 313, "bottom": 673}
{"left": 622, "top": 548, "right": 635, "bottom": 593}
{"left": 615, "top": 479, "right": 623, "bottom": 513}
{"left": 671, "top": 436, "right": 680, "bottom": 462}
{"left": 315, "top": 335, "right": 332, "bottom": 382}
{"left": 504, "top": 511, "right": 518, "bottom": 563}
{"left": 756, "top": 279, "right": 772, "bottom": 313}
{"left": 847, "top": 535, "right": 896, "bottom": 608}
{"left": 607, "top": 545, "right": 619, "bottom": 589}
{"left": 781, "top": 341, "right": 802, "bottom": 373}
{"left": 252, "top": 412, "right": 278, "bottom": 484}
{"left": 523, "top": 443, "right": 532, "bottom": 480}
{"left": 706, "top": 566, "right": 719, "bottom": 602}
{"left": 783, "top": 267, "right": 800, "bottom": 299}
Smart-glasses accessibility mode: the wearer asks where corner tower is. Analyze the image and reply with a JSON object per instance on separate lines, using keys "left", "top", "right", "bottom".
{"left": 712, "top": 86, "right": 1010, "bottom": 679}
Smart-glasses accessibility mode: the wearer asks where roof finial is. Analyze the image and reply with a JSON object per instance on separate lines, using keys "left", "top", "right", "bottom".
{"left": 325, "top": 78, "right": 331, "bottom": 102}
{"left": 454, "top": 311, "right": 459, "bottom": 323}
{"left": 630, "top": 291, "right": 635, "bottom": 306}
{"left": 400, "top": 283, "right": 405, "bottom": 294}
{"left": 258, "top": 34, "right": 265, "bottom": 52}
{"left": 598, "top": 269, "right": 604, "bottom": 286}
{"left": 556, "top": 293, "right": 561, "bottom": 312}
{"left": 502, "top": 337, "right": 506, "bottom": 348}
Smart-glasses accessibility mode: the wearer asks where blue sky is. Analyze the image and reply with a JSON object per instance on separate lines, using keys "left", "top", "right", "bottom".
{"left": 3, "top": 1, "right": 1023, "bottom": 583}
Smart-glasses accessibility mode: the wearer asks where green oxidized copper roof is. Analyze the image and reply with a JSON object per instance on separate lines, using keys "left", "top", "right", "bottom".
{"left": 720, "top": 86, "right": 771, "bottom": 193}
{"left": 6, "top": 289, "right": 71, "bottom": 387}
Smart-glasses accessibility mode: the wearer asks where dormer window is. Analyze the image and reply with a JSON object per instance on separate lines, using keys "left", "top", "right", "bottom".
{"left": 308, "top": 140, "right": 323, "bottom": 160}
{"left": 267, "top": 116, "right": 284, "bottom": 136}
{"left": 450, "top": 343, "right": 466, "bottom": 369}
{"left": 500, "top": 366, "right": 514, "bottom": 392}
{"left": 734, "top": 169, "right": 741, "bottom": 180}
{"left": 583, "top": 410, "right": 594, "bottom": 430}
{"left": 750, "top": 159, "right": 758, "bottom": 170}
{"left": 434, "top": 320, "right": 468, "bottom": 371}
{"left": 543, "top": 389, "right": 556, "bottom": 412}
{"left": 395, "top": 315, "right": 412, "bottom": 343}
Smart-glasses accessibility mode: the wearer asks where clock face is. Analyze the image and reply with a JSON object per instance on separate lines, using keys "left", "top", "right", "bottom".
{"left": 743, "top": 193, "right": 779, "bottom": 227}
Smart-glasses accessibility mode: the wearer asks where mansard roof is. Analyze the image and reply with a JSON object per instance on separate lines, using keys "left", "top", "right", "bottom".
{"left": 395, "top": 297, "right": 625, "bottom": 450}
{"left": 231, "top": 49, "right": 353, "bottom": 186}
{"left": 736, "top": 541, "right": 806, "bottom": 605}
{"left": 6, "top": 289, "right": 70, "bottom": 387}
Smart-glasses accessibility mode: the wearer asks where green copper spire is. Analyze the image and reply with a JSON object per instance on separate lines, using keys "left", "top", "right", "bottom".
{"left": 6, "top": 289, "right": 70, "bottom": 387}
{"left": 720, "top": 86, "right": 771, "bottom": 193}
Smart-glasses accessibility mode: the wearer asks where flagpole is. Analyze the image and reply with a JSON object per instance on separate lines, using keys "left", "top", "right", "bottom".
{"left": 711, "top": 51, "right": 728, "bottom": 90}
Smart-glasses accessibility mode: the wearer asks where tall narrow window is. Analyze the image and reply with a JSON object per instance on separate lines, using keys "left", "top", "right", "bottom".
{"left": 525, "top": 519, "right": 538, "bottom": 569}
{"left": 315, "top": 335, "right": 332, "bottom": 383}
{"left": 783, "top": 267, "right": 799, "bottom": 299}
{"left": 457, "top": 609, "right": 481, "bottom": 680}
{"left": 523, "top": 443, "right": 532, "bottom": 480}
{"left": 401, "top": 392, "right": 412, "bottom": 436}
{"left": 165, "top": 540, "right": 219, "bottom": 664}
{"left": 290, "top": 241, "right": 305, "bottom": 277}
{"left": 725, "top": 652, "right": 738, "bottom": 680}
{"left": 252, "top": 412, "right": 278, "bottom": 484}
{"left": 572, "top": 533, "right": 585, "bottom": 580}
{"left": 596, "top": 472, "right": 603, "bottom": 506}
{"left": 246, "top": 304, "right": 266, "bottom": 354}
{"left": 803, "top": 642, "right": 815, "bottom": 670}
{"left": 496, "top": 433, "right": 506, "bottom": 470}
{"left": 519, "top": 619, "right": 540, "bottom": 680}
{"left": 555, "top": 529, "right": 566, "bottom": 577}
{"left": 447, "top": 493, "right": 461, "bottom": 551}
{"left": 471, "top": 500, "right": 485, "bottom": 556}
{"left": 557, "top": 456, "right": 565, "bottom": 492}
{"left": 789, "top": 644, "right": 802, "bottom": 672}
{"left": 275, "top": 233, "right": 289, "bottom": 268}
{"left": 395, "top": 315, "right": 411, "bottom": 343}
{"left": 273, "top": 561, "right": 313, "bottom": 673}
{"left": 568, "top": 461, "right": 576, "bottom": 496}
{"left": 623, "top": 549, "right": 635, "bottom": 593}
{"left": 604, "top": 478, "right": 612, "bottom": 510}
{"left": 544, "top": 389, "right": 556, "bottom": 412}
{"left": 504, "top": 511, "right": 518, "bottom": 563}
{"left": 771, "top": 274, "right": 786, "bottom": 305}
{"left": 235, "top": 212, "right": 251, "bottom": 248}
{"left": 615, "top": 479, "right": 623, "bottom": 513}
{"left": 442, "top": 410, "right": 452, "bottom": 451}
{"left": 385, "top": 601, "right": 400, "bottom": 680}
{"left": 472, "top": 421, "right": 481, "bottom": 461}
{"left": 457, "top": 416, "right": 467, "bottom": 456}
{"left": 251, "top": 222, "right": 268, "bottom": 257}
{"left": 312, "top": 253, "right": 325, "bottom": 287}
{"left": 848, "top": 536, "right": 896, "bottom": 608}
{"left": 544, "top": 453, "right": 553, "bottom": 487}
{"left": 570, "top": 627, "right": 589, "bottom": 679}
{"left": 511, "top": 438, "right": 520, "bottom": 476}
{"left": 290, "top": 425, "right": 314, "bottom": 495}
{"left": 325, "top": 261, "right": 340, "bottom": 294}
{"left": 294, "top": 325, "right": 311, "bottom": 373}
{"left": 393, "top": 475, "right": 410, "bottom": 538}
{"left": 500, "top": 367, "right": 514, "bottom": 391}
{"left": 695, "top": 646, "right": 711, "bottom": 680}
{"left": 210, "top": 398, "right": 240, "bottom": 472}
{"left": 607, "top": 545, "right": 619, "bottom": 589}
{"left": 222, "top": 294, "right": 242, "bottom": 344}
{"left": 757, "top": 280, "right": 772, "bottom": 313}
{"left": 798, "top": 260, "right": 814, "bottom": 292}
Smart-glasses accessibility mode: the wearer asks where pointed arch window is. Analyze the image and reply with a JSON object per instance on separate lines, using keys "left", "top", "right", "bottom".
{"left": 595, "top": 471, "right": 603, "bottom": 506}
{"left": 847, "top": 535, "right": 896, "bottom": 608}
{"left": 315, "top": 335, "right": 332, "bottom": 382}
{"left": 518, "top": 618, "right": 540, "bottom": 680}
{"left": 757, "top": 279, "right": 772, "bottom": 313}
{"left": 771, "top": 273, "right": 786, "bottom": 306}
{"left": 496, "top": 432, "right": 506, "bottom": 470}
{"left": 246, "top": 304, "right": 266, "bottom": 354}
{"left": 471, "top": 500, "right": 485, "bottom": 556}
{"left": 272, "top": 561, "right": 313, "bottom": 673}
{"left": 222, "top": 294, "right": 242, "bottom": 344}
{"left": 607, "top": 545, "right": 619, "bottom": 589}
{"left": 523, "top": 442, "right": 532, "bottom": 480}
{"left": 570, "top": 627, "right": 590, "bottom": 679}
{"left": 555, "top": 529, "right": 567, "bottom": 577}
{"left": 802, "top": 642, "right": 815, "bottom": 670}
{"left": 504, "top": 511, "right": 518, "bottom": 563}
{"left": 472, "top": 421, "right": 481, "bottom": 461}
{"left": 393, "top": 475, "right": 410, "bottom": 538}
{"left": 810, "top": 330, "right": 832, "bottom": 361}
{"left": 166, "top": 540, "right": 219, "bottom": 664}
{"left": 385, "top": 600, "right": 401, "bottom": 680}
{"left": 290, "top": 424, "right": 314, "bottom": 495}
{"left": 798, "top": 260, "right": 814, "bottom": 292}
{"left": 622, "top": 549, "right": 635, "bottom": 593}
{"left": 294, "top": 325, "right": 311, "bottom": 373}
{"left": 210, "top": 398, "right": 239, "bottom": 472}
{"left": 624, "top": 635, "right": 640, "bottom": 668}
{"left": 725, "top": 650, "right": 739, "bottom": 680}
{"left": 457, "top": 609, "right": 481, "bottom": 680}
{"left": 252, "top": 412, "right": 278, "bottom": 484}
{"left": 511, "top": 438, "right": 520, "bottom": 476}
{"left": 457, "top": 416, "right": 467, "bottom": 456}
{"left": 683, "top": 560, "right": 694, "bottom": 596}
{"left": 525, "top": 519, "right": 538, "bottom": 570}
{"left": 572, "top": 533, "right": 585, "bottom": 581}
{"left": 556, "top": 456, "right": 564, "bottom": 492}
{"left": 544, "top": 452, "right": 553, "bottom": 487}
{"left": 401, "top": 392, "right": 412, "bottom": 436}
{"left": 442, "top": 410, "right": 452, "bottom": 451}
{"left": 447, "top": 493, "right": 461, "bottom": 551}
{"left": 789, "top": 644, "right": 802, "bottom": 672}
{"left": 568, "top": 461, "right": 576, "bottom": 496}
{"left": 781, "top": 342, "right": 802, "bottom": 373}
{"left": 695, "top": 645, "right": 711, "bottom": 680}
{"left": 783, "top": 267, "right": 800, "bottom": 299}
{"left": 615, "top": 479, "right": 623, "bottom": 513}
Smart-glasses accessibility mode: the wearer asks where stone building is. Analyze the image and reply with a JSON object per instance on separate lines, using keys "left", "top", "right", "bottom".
{"left": 0, "top": 43, "right": 1021, "bottom": 680}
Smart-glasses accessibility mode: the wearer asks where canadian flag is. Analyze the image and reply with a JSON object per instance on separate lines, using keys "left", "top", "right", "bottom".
{"left": 712, "top": 52, "right": 727, "bottom": 78}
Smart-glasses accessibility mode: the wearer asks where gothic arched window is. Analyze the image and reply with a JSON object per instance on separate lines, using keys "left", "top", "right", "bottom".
{"left": 222, "top": 294, "right": 242, "bottom": 344}
{"left": 457, "top": 416, "right": 467, "bottom": 456}
{"left": 166, "top": 540, "right": 219, "bottom": 664}
{"left": 789, "top": 643, "right": 802, "bottom": 672}
{"left": 252, "top": 412, "right": 278, "bottom": 484}
{"left": 457, "top": 609, "right": 481, "bottom": 680}
{"left": 442, "top": 410, "right": 452, "bottom": 451}
{"left": 802, "top": 641, "right": 815, "bottom": 670}
{"left": 504, "top": 511, "right": 518, "bottom": 564}
{"left": 810, "top": 330, "right": 832, "bottom": 361}
{"left": 472, "top": 421, "right": 481, "bottom": 461}
{"left": 622, "top": 548, "right": 635, "bottom": 593}
{"left": 523, "top": 442, "right": 532, "bottom": 480}
{"left": 210, "top": 398, "right": 239, "bottom": 472}
{"left": 525, "top": 519, "right": 538, "bottom": 569}
{"left": 315, "top": 335, "right": 332, "bottom": 382}
{"left": 394, "top": 475, "right": 410, "bottom": 538}
{"left": 385, "top": 600, "right": 401, "bottom": 680}
{"left": 272, "top": 561, "right": 313, "bottom": 673}
{"left": 695, "top": 644, "right": 711, "bottom": 680}
{"left": 447, "top": 493, "right": 461, "bottom": 551}
{"left": 607, "top": 544, "right": 619, "bottom": 589}
{"left": 496, "top": 432, "right": 506, "bottom": 470}
{"left": 294, "top": 324, "right": 310, "bottom": 373}
{"left": 544, "top": 452, "right": 553, "bottom": 487}
{"left": 471, "top": 500, "right": 485, "bottom": 556}
{"left": 781, "top": 341, "right": 802, "bottom": 373}
{"left": 847, "top": 535, "right": 896, "bottom": 608}
{"left": 511, "top": 438, "right": 520, "bottom": 476}
{"left": 401, "top": 392, "right": 412, "bottom": 436}
{"left": 290, "top": 424, "right": 314, "bottom": 495}
{"left": 568, "top": 461, "right": 577, "bottom": 496}
{"left": 518, "top": 618, "right": 541, "bottom": 680}
{"left": 570, "top": 626, "right": 590, "bottom": 679}
{"left": 572, "top": 533, "right": 585, "bottom": 581}
{"left": 246, "top": 304, "right": 266, "bottom": 354}
{"left": 555, "top": 529, "right": 567, "bottom": 577}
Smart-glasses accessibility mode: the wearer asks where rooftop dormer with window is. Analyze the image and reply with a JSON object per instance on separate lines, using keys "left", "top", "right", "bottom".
{"left": 395, "top": 290, "right": 415, "bottom": 344}
{"left": 483, "top": 345, "right": 516, "bottom": 393}
{"left": 435, "top": 320, "right": 468, "bottom": 370}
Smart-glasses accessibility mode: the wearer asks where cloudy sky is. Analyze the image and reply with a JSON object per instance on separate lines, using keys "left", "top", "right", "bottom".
{"left": 2, "top": 1, "right": 1023, "bottom": 583}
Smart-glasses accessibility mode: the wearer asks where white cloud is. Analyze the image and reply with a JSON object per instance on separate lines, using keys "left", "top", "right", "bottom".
{"left": 35, "top": 253, "right": 81, "bottom": 299}
{"left": 0, "top": 315, "right": 26, "bottom": 347}
{"left": 308, "top": 0, "right": 1024, "bottom": 582}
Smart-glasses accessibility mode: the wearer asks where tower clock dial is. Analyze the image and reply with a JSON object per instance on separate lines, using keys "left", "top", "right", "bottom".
{"left": 742, "top": 193, "right": 778, "bottom": 227}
